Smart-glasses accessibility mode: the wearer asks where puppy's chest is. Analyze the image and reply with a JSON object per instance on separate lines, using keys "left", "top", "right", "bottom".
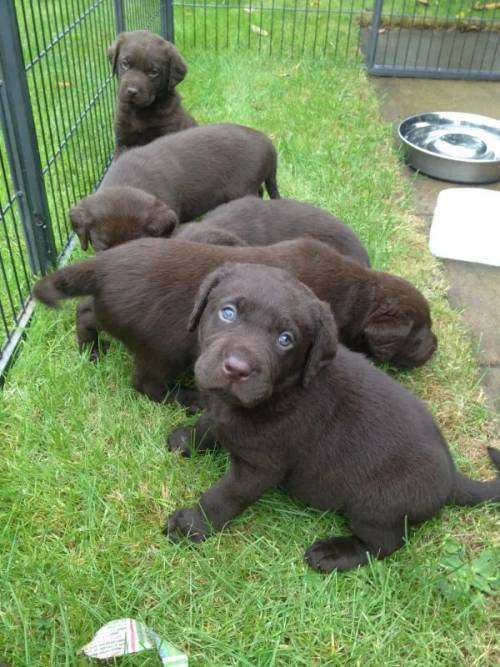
{"left": 207, "top": 403, "right": 291, "bottom": 465}
{"left": 207, "top": 400, "right": 347, "bottom": 511}
{"left": 281, "top": 466, "right": 346, "bottom": 511}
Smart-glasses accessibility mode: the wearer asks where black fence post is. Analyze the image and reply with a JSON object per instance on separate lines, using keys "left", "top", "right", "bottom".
{"left": 366, "top": 0, "right": 384, "bottom": 72}
{"left": 161, "top": 0, "right": 175, "bottom": 43}
{"left": 114, "top": 0, "right": 126, "bottom": 32}
{"left": 0, "top": 0, "right": 56, "bottom": 275}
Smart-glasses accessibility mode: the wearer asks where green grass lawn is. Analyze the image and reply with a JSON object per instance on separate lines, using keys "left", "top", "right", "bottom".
{"left": 1, "top": 50, "right": 499, "bottom": 666}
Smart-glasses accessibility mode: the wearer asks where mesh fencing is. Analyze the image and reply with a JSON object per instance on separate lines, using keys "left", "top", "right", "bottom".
{"left": 0, "top": 0, "right": 162, "bottom": 376}
{"left": 365, "top": 0, "right": 500, "bottom": 77}
{"left": 171, "top": 0, "right": 366, "bottom": 61}
{"left": 170, "top": 0, "right": 500, "bottom": 77}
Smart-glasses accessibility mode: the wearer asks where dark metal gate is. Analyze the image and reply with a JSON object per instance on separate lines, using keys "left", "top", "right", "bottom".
{"left": 365, "top": 0, "right": 500, "bottom": 79}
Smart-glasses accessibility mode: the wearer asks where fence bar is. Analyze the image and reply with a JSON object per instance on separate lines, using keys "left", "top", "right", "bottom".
{"left": 365, "top": 0, "right": 383, "bottom": 70}
{"left": 0, "top": 0, "right": 56, "bottom": 275}
{"left": 161, "top": 0, "right": 175, "bottom": 42}
{"left": 0, "top": 297, "right": 36, "bottom": 380}
{"left": 115, "top": 0, "right": 126, "bottom": 32}
{"left": 369, "top": 64, "right": 500, "bottom": 80}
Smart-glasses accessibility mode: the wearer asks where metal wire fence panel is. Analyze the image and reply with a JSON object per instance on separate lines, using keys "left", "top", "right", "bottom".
{"left": 172, "top": 0, "right": 367, "bottom": 62}
{"left": 16, "top": 0, "right": 118, "bottom": 257}
{"left": 124, "top": 0, "right": 162, "bottom": 32}
{"left": 364, "top": 0, "right": 500, "bottom": 78}
{"left": 0, "top": 144, "right": 35, "bottom": 376}
{"left": 0, "top": 0, "right": 162, "bottom": 377}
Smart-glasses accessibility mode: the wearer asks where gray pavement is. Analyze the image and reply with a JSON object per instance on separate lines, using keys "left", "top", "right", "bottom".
{"left": 370, "top": 76, "right": 500, "bottom": 415}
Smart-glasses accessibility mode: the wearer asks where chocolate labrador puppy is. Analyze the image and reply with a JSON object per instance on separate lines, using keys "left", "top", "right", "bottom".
{"left": 165, "top": 263, "right": 500, "bottom": 572}
{"left": 176, "top": 196, "right": 370, "bottom": 267}
{"left": 70, "top": 125, "right": 280, "bottom": 252}
{"left": 33, "top": 238, "right": 436, "bottom": 402}
{"left": 108, "top": 30, "right": 196, "bottom": 155}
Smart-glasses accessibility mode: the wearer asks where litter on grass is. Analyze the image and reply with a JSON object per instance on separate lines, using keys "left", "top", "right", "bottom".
{"left": 79, "top": 618, "right": 188, "bottom": 666}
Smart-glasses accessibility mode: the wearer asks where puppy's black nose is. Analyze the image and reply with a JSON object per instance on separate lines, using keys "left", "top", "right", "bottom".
{"left": 127, "top": 86, "right": 138, "bottom": 97}
{"left": 222, "top": 355, "right": 250, "bottom": 382}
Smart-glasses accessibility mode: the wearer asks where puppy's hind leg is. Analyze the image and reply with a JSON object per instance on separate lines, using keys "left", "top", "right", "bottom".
{"left": 167, "top": 411, "right": 219, "bottom": 458}
{"left": 170, "top": 387, "right": 205, "bottom": 413}
{"left": 132, "top": 359, "right": 169, "bottom": 403}
{"left": 305, "top": 520, "right": 405, "bottom": 573}
{"left": 76, "top": 297, "right": 108, "bottom": 361}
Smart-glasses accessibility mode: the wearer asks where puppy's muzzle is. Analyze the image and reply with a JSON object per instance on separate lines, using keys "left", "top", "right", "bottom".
{"left": 222, "top": 354, "right": 251, "bottom": 382}
{"left": 396, "top": 330, "right": 438, "bottom": 368}
{"left": 125, "top": 85, "right": 139, "bottom": 100}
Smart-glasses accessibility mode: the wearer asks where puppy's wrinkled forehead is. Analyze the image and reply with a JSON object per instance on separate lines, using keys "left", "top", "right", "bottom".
{"left": 209, "top": 265, "right": 316, "bottom": 327}
{"left": 121, "top": 34, "right": 166, "bottom": 69}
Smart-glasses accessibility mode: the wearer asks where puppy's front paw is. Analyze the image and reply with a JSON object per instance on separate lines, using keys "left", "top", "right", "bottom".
{"left": 305, "top": 536, "right": 368, "bottom": 572}
{"left": 88, "top": 340, "right": 110, "bottom": 362}
{"left": 174, "top": 388, "right": 204, "bottom": 414}
{"left": 164, "top": 507, "right": 209, "bottom": 543}
{"left": 166, "top": 427, "right": 193, "bottom": 458}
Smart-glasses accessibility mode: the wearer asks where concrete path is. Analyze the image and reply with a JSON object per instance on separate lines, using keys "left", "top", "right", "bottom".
{"left": 370, "top": 76, "right": 500, "bottom": 416}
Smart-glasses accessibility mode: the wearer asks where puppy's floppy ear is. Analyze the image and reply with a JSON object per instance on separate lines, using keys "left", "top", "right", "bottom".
{"left": 363, "top": 314, "right": 412, "bottom": 362}
{"left": 108, "top": 33, "right": 125, "bottom": 76}
{"left": 302, "top": 301, "right": 338, "bottom": 388}
{"left": 188, "top": 264, "right": 235, "bottom": 332}
{"left": 144, "top": 202, "right": 178, "bottom": 238}
{"left": 165, "top": 43, "right": 187, "bottom": 91}
{"left": 69, "top": 201, "right": 92, "bottom": 251}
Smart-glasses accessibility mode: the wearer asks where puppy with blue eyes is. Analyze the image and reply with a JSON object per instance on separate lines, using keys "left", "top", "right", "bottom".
{"left": 34, "top": 237, "right": 437, "bottom": 403}
{"left": 195, "top": 299, "right": 302, "bottom": 409}
{"left": 165, "top": 263, "right": 500, "bottom": 572}
{"left": 108, "top": 30, "right": 197, "bottom": 155}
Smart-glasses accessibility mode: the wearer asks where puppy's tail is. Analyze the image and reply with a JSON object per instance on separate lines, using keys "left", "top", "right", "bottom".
{"left": 265, "top": 147, "right": 280, "bottom": 199}
{"left": 33, "top": 258, "right": 100, "bottom": 308}
{"left": 265, "top": 173, "right": 280, "bottom": 199}
{"left": 450, "top": 447, "right": 500, "bottom": 506}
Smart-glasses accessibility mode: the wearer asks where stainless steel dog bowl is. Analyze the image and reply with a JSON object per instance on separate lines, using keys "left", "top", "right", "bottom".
{"left": 398, "top": 112, "right": 500, "bottom": 184}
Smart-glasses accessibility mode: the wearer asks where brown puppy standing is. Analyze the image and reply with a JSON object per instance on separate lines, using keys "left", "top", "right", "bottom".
{"left": 108, "top": 30, "right": 196, "bottom": 155}
{"left": 33, "top": 238, "right": 437, "bottom": 403}
{"left": 165, "top": 263, "right": 500, "bottom": 572}
{"left": 70, "top": 124, "right": 280, "bottom": 252}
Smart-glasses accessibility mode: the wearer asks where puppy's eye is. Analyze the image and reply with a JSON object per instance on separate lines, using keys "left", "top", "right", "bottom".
{"left": 149, "top": 67, "right": 159, "bottom": 79}
{"left": 219, "top": 305, "right": 237, "bottom": 322}
{"left": 120, "top": 59, "right": 129, "bottom": 71}
{"left": 277, "top": 331, "right": 294, "bottom": 349}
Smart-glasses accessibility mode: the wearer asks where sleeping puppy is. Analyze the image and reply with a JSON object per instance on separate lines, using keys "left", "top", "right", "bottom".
{"left": 108, "top": 30, "right": 197, "bottom": 155}
{"left": 69, "top": 124, "right": 280, "bottom": 252}
{"left": 33, "top": 238, "right": 436, "bottom": 403}
{"left": 176, "top": 196, "right": 371, "bottom": 267}
{"left": 165, "top": 263, "right": 500, "bottom": 572}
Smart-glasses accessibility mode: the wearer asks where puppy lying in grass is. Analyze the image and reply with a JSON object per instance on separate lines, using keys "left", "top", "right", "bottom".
{"left": 108, "top": 30, "right": 196, "bottom": 155}
{"left": 70, "top": 124, "right": 280, "bottom": 252}
{"left": 176, "top": 196, "right": 371, "bottom": 267}
{"left": 33, "top": 238, "right": 437, "bottom": 403}
{"left": 165, "top": 263, "right": 500, "bottom": 572}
